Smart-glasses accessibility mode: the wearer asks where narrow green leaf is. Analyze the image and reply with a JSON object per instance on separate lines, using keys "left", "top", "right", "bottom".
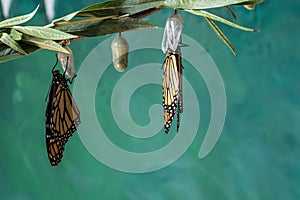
{"left": 78, "top": 0, "right": 121, "bottom": 13}
{"left": 0, "top": 33, "right": 27, "bottom": 54}
{"left": 123, "top": 0, "right": 159, "bottom": 5}
{"left": 22, "top": 35, "right": 69, "bottom": 53}
{"left": 0, "top": 5, "right": 39, "bottom": 29}
{"left": 186, "top": 9, "right": 257, "bottom": 32}
{"left": 225, "top": 6, "right": 237, "bottom": 22}
{"left": 0, "top": 43, "right": 38, "bottom": 63}
{"left": 56, "top": 17, "right": 156, "bottom": 37}
{"left": 50, "top": 0, "right": 121, "bottom": 23}
{"left": 50, "top": 0, "right": 163, "bottom": 24}
{"left": 13, "top": 26, "right": 78, "bottom": 40}
{"left": 10, "top": 29, "right": 23, "bottom": 41}
{"left": 76, "top": 0, "right": 164, "bottom": 18}
{"left": 205, "top": 17, "right": 237, "bottom": 56}
{"left": 164, "top": 0, "right": 252, "bottom": 9}
{"left": 54, "top": 16, "right": 118, "bottom": 28}
{"left": 50, "top": 11, "right": 79, "bottom": 24}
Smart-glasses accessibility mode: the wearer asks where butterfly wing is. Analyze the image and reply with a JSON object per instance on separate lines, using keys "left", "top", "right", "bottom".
{"left": 177, "top": 51, "right": 183, "bottom": 114}
{"left": 46, "top": 130, "right": 65, "bottom": 166}
{"left": 162, "top": 51, "right": 180, "bottom": 133}
{"left": 176, "top": 50, "right": 183, "bottom": 132}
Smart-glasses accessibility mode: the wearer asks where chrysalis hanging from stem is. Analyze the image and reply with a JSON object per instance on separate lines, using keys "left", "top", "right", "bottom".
{"left": 111, "top": 33, "right": 129, "bottom": 72}
{"left": 57, "top": 43, "right": 76, "bottom": 79}
{"left": 161, "top": 12, "right": 184, "bottom": 54}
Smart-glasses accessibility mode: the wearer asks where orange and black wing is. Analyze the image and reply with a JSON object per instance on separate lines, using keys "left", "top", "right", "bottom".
{"left": 162, "top": 51, "right": 180, "bottom": 133}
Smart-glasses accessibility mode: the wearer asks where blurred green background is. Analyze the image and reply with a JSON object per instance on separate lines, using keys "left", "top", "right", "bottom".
{"left": 0, "top": 0, "right": 299, "bottom": 199}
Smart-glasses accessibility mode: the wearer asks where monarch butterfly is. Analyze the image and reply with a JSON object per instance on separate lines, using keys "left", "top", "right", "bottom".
{"left": 45, "top": 56, "right": 80, "bottom": 166}
{"left": 162, "top": 11, "right": 184, "bottom": 133}
{"left": 162, "top": 48, "right": 183, "bottom": 133}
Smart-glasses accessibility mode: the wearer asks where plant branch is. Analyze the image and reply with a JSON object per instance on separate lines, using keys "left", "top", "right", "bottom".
{"left": 0, "top": 0, "right": 263, "bottom": 63}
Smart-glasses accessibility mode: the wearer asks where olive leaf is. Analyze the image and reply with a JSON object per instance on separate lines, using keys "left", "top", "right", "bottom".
{"left": 0, "top": 43, "right": 38, "bottom": 63}
{"left": 75, "top": 0, "right": 164, "bottom": 18}
{"left": 56, "top": 17, "right": 156, "bottom": 37}
{"left": 0, "top": 5, "right": 39, "bottom": 29}
{"left": 10, "top": 29, "right": 23, "bottom": 41}
{"left": 13, "top": 26, "right": 78, "bottom": 40}
{"left": 51, "top": 0, "right": 164, "bottom": 24}
{"left": 225, "top": 6, "right": 237, "bottom": 22}
{"left": 205, "top": 17, "right": 237, "bottom": 56}
{"left": 0, "top": 33, "right": 27, "bottom": 55}
{"left": 51, "top": 0, "right": 119, "bottom": 23}
{"left": 22, "top": 35, "right": 69, "bottom": 53}
{"left": 186, "top": 9, "right": 257, "bottom": 32}
{"left": 164, "top": 0, "right": 252, "bottom": 9}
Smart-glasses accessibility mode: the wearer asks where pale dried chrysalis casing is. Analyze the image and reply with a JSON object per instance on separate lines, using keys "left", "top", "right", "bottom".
{"left": 111, "top": 35, "right": 129, "bottom": 72}
{"left": 161, "top": 13, "right": 184, "bottom": 54}
{"left": 57, "top": 45, "right": 76, "bottom": 78}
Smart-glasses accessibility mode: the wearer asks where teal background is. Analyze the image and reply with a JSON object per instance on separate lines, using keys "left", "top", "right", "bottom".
{"left": 0, "top": 0, "right": 299, "bottom": 199}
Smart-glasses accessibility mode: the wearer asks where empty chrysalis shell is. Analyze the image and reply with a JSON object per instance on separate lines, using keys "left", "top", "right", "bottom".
{"left": 111, "top": 34, "right": 129, "bottom": 72}
{"left": 162, "top": 13, "right": 184, "bottom": 53}
{"left": 57, "top": 45, "right": 76, "bottom": 78}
